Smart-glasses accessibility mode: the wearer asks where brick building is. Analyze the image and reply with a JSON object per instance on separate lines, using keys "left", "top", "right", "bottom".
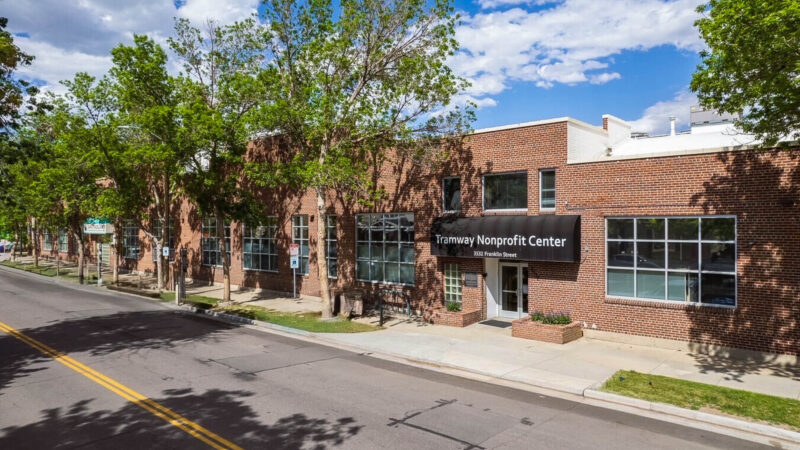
{"left": 45, "top": 110, "right": 800, "bottom": 356}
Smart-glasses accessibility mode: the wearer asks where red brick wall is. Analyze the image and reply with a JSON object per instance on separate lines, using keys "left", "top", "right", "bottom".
{"left": 120, "top": 121, "right": 800, "bottom": 355}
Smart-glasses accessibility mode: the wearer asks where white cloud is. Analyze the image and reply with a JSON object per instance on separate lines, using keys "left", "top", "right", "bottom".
{"left": 176, "top": 0, "right": 257, "bottom": 25}
{"left": 476, "top": 0, "right": 559, "bottom": 10}
{"left": 15, "top": 37, "right": 113, "bottom": 95}
{"left": 628, "top": 90, "right": 697, "bottom": 134}
{"left": 453, "top": 0, "right": 703, "bottom": 106}
{"left": 3, "top": 0, "right": 258, "bottom": 90}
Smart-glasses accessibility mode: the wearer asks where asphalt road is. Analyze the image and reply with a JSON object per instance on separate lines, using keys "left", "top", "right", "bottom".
{"left": 0, "top": 266, "right": 766, "bottom": 449}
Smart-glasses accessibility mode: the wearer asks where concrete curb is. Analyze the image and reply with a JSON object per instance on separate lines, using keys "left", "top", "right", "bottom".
{"left": 585, "top": 390, "right": 800, "bottom": 446}
{"left": 3, "top": 265, "right": 797, "bottom": 447}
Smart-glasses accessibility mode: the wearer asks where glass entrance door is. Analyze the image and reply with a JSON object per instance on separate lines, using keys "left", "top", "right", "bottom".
{"left": 500, "top": 264, "right": 529, "bottom": 318}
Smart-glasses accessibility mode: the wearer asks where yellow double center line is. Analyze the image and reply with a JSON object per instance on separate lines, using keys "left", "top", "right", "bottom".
{"left": 0, "top": 319, "right": 242, "bottom": 450}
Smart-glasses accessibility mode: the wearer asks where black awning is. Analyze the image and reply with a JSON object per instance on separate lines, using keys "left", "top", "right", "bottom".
{"left": 430, "top": 215, "right": 581, "bottom": 262}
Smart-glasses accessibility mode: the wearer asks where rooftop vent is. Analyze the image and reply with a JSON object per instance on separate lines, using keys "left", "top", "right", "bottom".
{"left": 690, "top": 105, "right": 740, "bottom": 127}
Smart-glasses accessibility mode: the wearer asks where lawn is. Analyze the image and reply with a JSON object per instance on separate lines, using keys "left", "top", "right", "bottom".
{"left": 1, "top": 260, "right": 91, "bottom": 280}
{"left": 602, "top": 370, "right": 800, "bottom": 431}
{"left": 216, "top": 305, "right": 378, "bottom": 333}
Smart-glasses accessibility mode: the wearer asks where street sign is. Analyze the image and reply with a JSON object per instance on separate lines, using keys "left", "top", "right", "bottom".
{"left": 162, "top": 247, "right": 170, "bottom": 257}
{"left": 84, "top": 223, "right": 114, "bottom": 234}
{"left": 290, "top": 255, "right": 299, "bottom": 269}
{"left": 289, "top": 243, "right": 299, "bottom": 257}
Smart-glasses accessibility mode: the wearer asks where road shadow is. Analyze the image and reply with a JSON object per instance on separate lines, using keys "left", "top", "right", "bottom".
{"left": 0, "top": 311, "right": 234, "bottom": 393}
{"left": 687, "top": 149, "right": 800, "bottom": 379}
{"left": 0, "top": 387, "right": 361, "bottom": 449}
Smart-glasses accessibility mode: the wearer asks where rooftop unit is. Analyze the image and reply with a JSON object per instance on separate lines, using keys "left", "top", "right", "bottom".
{"left": 690, "top": 105, "right": 740, "bottom": 127}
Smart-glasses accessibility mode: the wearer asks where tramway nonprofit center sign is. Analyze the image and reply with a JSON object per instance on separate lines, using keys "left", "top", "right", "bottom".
{"left": 430, "top": 215, "right": 581, "bottom": 262}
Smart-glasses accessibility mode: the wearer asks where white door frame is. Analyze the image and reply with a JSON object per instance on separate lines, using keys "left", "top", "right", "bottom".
{"left": 498, "top": 262, "right": 527, "bottom": 318}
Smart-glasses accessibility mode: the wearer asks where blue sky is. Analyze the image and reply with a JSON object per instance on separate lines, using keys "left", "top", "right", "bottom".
{"left": 6, "top": 0, "right": 705, "bottom": 134}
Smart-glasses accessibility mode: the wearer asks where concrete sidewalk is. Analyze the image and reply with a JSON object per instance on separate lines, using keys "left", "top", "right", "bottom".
{"left": 320, "top": 318, "right": 800, "bottom": 401}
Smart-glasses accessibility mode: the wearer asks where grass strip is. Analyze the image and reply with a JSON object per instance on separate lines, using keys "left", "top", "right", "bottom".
{"left": 159, "top": 292, "right": 219, "bottom": 309}
{"left": 602, "top": 370, "right": 800, "bottom": 431}
{"left": 216, "top": 305, "right": 377, "bottom": 333}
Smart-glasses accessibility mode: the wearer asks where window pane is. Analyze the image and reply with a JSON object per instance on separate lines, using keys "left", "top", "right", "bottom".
{"left": 357, "top": 261, "right": 370, "bottom": 280}
{"left": 636, "top": 271, "right": 665, "bottom": 299}
{"left": 637, "top": 218, "right": 665, "bottom": 240}
{"left": 702, "top": 218, "right": 735, "bottom": 241}
{"left": 400, "top": 244, "right": 414, "bottom": 263}
{"left": 484, "top": 172, "right": 527, "bottom": 210}
{"left": 357, "top": 244, "right": 370, "bottom": 259}
{"left": 701, "top": 274, "right": 736, "bottom": 305}
{"left": 667, "top": 242, "right": 699, "bottom": 270}
{"left": 637, "top": 242, "right": 665, "bottom": 269}
{"left": 702, "top": 243, "right": 735, "bottom": 272}
{"left": 540, "top": 170, "right": 555, "bottom": 190}
{"left": 400, "top": 264, "right": 415, "bottom": 284}
{"left": 385, "top": 263, "right": 400, "bottom": 283}
{"left": 667, "top": 272, "right": 698, "bottom": 302}
{"left": 668, "top": 218, "right": 698, "bottom": 240}
{"left": 371, "top": 261, "right": 383, "bottom": 281}
{"left": 607, "top": 269, "right": 634, "bottom": 297}
{"left": 443, "top": 178, "right": 461, "bottom": 211}
{"left": 607, "top": 241, "right": 634, "bottom": 267}
{"left": 607, "top": 219, "right": 634, "bottom": 239}
{"left": 385, "top": 245, "right": 399, "bottom": 262}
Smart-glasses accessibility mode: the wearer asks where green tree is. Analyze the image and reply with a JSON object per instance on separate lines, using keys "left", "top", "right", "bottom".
{"left": 691, "top": 0, "right": 800, "bottom": 146}
{"left": 107, "top": 35, "right": 187, "bottom": 291}
{"left": 0, "top": 17, "right": 36, "bottom": 133}
{"left": 169, "top": 18, "right": 269, "bottom": 302}
{"left": 254, "top": 0, "right": 473, "bottom": 317}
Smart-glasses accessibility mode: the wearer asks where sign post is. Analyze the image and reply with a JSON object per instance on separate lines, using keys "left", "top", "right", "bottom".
{"left": 289, "top": 243, "right": 300, "bottom": 298}
{"left": 97, "top": 242, "right": 103, "bottom": 287}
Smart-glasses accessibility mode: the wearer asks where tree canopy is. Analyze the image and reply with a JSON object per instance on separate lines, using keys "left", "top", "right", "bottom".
{"left": 691, "top": 0, "right": 800, "bottom": 146}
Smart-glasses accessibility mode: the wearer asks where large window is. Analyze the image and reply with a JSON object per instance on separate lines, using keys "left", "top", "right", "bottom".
{"left": 356, "top": 213, "right": 415, "bottom": 285}
{"left": 539, "top": 169, "right": 555, "bottom": 210}
{"left": 201, "top": 217, "right": 230, "bottom": 266}
{"left": 444, "top": 263, "right": 461, "bottom": 304}
{"left": 326, "top": 215, "right": 338, "bottom": 278}
{"left": 292, "top": 215, "right": 309, "bottom": 274}
{"left": 122, "top": 222, "right": 140, "bottom": 259}
{"left": 243, "top": 218, "right": 278, "bottom": 272}
{"left": 483, "top": 172, "right": 527, "bottom": 210}
{"left": 42, "top": 230, "right": 53, "bottom": 251}
{"left": 606, "top": 217, "right": 736, "bottom": 306}
{"left": 442, "top": 177, "right": 461, "bottom": 212}
{"left": 57, "top": 229, "right": 69, "bottom": 253}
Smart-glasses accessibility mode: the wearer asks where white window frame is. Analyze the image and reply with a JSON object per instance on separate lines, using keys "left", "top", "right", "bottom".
{"left": 242, "top": 218, "right": 278, "bottom": 273}
{"left": 42, "top": 230, "right": 53, "bottom": 251}
{"left": 539, "top": 169, "right": 556, "bottom": 211}
{"left": 57, "top": 229, "right": 69, "bottom": 253}
{"left": 444, "top": 263, "right": 462, "bottom": 304}
{"left": 442, "top": 176, "right": 461, "bottom": 213}
{"left": 604, "top": 215, "right": 737, "bottom": 308}
{"left": 122, "top": 222, "right": 140, "bottom": 260}
{"left": 292, "top": 215, "right": 310, "bottom": 275}
{"left": 326, "top": 215, "right": 338, "bottom": 279}
{"left": 481, "top": 171, "right": 528, "bottom": 212}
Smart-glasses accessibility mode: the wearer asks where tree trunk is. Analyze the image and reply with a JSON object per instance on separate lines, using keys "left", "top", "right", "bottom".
{"left": 215, "top": 210, "right": 231, "bottom": 303}
{"left": 155, "top": 236, "right": 164, "bottom": 291}
{"left": 316, "top": 189, "right": 333, "bottom": 319}
{"left": 12, "top": 231, "right": 18, "bottom": 262}
{"left": 32, "top": 220, "right": 39, "bottom": 267}
{"left": 73, "top": 230, "right": 85, "bottom": 284}
{"left": 112, "top": 223, "right": 119, "bottom": 285}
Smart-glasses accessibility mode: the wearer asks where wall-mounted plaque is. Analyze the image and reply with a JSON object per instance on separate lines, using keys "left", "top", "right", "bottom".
{"left": 464, "top": 272, "right": 479, "bottom": 287}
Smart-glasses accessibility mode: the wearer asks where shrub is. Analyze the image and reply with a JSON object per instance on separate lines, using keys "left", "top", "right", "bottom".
{"left": 530, "top": 310, "right": 571, "bottom": 325}
{"left": 446, "top": 301, "right": 462, "bottom": 312}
